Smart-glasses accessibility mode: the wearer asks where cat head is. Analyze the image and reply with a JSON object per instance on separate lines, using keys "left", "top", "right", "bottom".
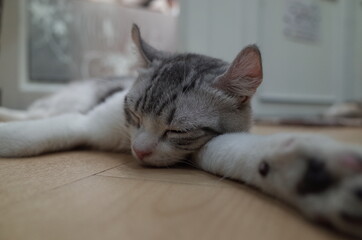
{"left": 124, "top": 24, "right": 263, "bottom": 167}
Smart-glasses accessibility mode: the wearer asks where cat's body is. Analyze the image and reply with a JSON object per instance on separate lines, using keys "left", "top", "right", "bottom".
{"left": 1, "top": 25, "right": 362, "bottom": 237}
{"left": 0, "top": 76, "right": 132, "bottom": 122}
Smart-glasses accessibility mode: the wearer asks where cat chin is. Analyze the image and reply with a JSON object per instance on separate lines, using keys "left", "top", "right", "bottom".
{"left": 138, "top": 160, "right": 179, "bottom": 168}
{"left": 133, "top": 154, "right": 181, "bottom": 167}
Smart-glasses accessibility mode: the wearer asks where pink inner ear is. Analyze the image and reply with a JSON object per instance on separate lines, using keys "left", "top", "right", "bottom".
{"left": 228, "top": 47, "right": 263, "bottom": 81}
{"left": 214, "top": 45, "right": 263, "bottom": 97}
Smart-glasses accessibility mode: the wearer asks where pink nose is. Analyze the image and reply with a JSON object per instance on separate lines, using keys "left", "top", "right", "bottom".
{"left": 133, "top": 149, "right": 153, "bottom": 160}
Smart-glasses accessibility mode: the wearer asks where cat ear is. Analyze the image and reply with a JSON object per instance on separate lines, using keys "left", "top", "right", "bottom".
{"left": 213, "top": 45, "right": 263, "bottom": 98}
{"left": 131, "top": 24, "right": 166, "bottom": 66}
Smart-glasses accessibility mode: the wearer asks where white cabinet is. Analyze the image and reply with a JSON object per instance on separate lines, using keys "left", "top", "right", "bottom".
{"left": 180, "top": 0, "right": 362, "bottom": 117}
{"left": 354, "top": 0, "right": 362, "bottom": 99}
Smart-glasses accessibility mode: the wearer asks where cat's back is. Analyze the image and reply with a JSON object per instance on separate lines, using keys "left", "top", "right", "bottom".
{"left": 29, "top": 76, "right": 134, "bottom": 116}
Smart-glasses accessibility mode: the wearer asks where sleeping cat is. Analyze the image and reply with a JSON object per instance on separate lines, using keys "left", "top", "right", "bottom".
{"left": 0, "top": 24, "right": 362, "bottom": 238}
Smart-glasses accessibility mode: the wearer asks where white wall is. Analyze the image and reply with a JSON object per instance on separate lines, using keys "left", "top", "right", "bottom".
{"left": 354, "top": 0, "right": 362, "bottom": 99}
{"left": 180, "top": 0, "right": 259, "bottom": 61}
{"left": 180, "top": 0, "right": 362, "bottom": 117}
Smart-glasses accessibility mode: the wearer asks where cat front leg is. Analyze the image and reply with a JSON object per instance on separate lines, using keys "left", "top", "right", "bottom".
{"left": 0, "top": 113, "right": 89, "bottom": 157}
{"left": 0, "top": 91, "right": 131, "bottom": 158}
{"left": 0, "top": 107, "right": 45, "bottom": 122}
{"left": 196, "top": 133, "right": 362, "bottom": 238}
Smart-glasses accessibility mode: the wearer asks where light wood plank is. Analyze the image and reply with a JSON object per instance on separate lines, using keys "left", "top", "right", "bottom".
{"left": 0, "top": 176, "right": 348, "bottom": 240}
{"left": 98, "top": 160, "right": 229, "bottom": 186}
{"left": 0, "top": 151, "right": 131, "bottom": 209}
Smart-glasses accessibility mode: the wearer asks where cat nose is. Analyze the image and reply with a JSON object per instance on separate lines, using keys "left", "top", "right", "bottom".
{"left": 133, "top": 148, "right": 153, "bottom": 160}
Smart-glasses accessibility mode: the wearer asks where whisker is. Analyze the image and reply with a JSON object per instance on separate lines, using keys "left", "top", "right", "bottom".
{"left": 180, "top": 160, "right": 199, "bottom": 168}
{"left": 179, "top": 159, "right": 229, "bottom": 184}
{"left": 215, "top": 175, "right": 229, "bottom": 183}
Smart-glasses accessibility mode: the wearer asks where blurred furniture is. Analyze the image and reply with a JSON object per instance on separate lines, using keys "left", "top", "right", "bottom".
{"left": 180, "top": 0, "right": 362, "bottom": 117}
{"left": 0, "top": 0, "right": 178, "bottom": 109}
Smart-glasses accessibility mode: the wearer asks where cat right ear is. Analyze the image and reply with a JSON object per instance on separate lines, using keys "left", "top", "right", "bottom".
{"left": 131, "top": 24, "right": 167, "bottom": 66}
{"left": 213, "top": 45, "right": 263, "bottom": 100}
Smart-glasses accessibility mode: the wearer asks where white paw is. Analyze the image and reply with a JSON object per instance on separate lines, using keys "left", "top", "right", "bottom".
{"left": 0, "top": 122, "right": 40, "bottom": 158}
{"left": 0, "top": 123, "right": 23, "bottom": 157}
{"left": 258, "top": 135, "right": 362, "bottom": 237}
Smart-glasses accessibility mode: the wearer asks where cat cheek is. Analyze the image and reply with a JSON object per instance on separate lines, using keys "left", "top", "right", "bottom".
{"left": 156, "top": 142, "right": 176, "bottom": 156}
{"left": 128, "top": 129, "right": 138, "bottom": 140}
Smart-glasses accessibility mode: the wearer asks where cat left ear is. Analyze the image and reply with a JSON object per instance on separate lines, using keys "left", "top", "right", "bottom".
{"left": 213, "top": 45, "right": 263, "bottom": 99}
{"left": 131, "top": 24, "right": 167, "bottom": 66}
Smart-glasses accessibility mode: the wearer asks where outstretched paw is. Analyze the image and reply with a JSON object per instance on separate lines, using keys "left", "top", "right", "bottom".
{"left": 259, "top": 134, "right": 362, "bottom": 237}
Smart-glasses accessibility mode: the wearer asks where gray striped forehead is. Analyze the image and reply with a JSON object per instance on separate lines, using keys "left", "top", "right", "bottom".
{"left": 130, "top": 53, "right": 229, "bottom": 118}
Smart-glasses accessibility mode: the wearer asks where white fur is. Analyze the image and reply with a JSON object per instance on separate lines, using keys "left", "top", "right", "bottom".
{"left": 197, "top": 133, "right": 362, "bottom": 237}
{"left": 0, "top": 80, "right": 131, "bottom": 122}
{"left": 0, "top": 90, "right": 131, "bottom": 157}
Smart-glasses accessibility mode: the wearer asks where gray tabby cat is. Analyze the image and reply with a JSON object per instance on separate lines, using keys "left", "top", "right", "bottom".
{"left": 0, "top": 25, "right": 362, "bottom": 238}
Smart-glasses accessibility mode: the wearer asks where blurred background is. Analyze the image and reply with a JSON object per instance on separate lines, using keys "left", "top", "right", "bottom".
{"left": 0, "top": 0, "right": 361, "bottom": 119}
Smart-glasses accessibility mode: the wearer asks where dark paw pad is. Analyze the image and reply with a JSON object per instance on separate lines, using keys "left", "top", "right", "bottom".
{"left": 258, "top": 161, "right": 270, "bottom": 177}
{"left": 297, "top": 159, "right": 336, "bottom": 195}
{"left": 340, "top": 212, "right": 362, "bottom": 225}
{"left": 354, "top": 188, "right": 362, "bottom": 200}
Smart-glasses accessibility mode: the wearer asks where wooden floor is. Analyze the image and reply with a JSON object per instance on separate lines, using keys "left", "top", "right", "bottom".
{"left": 1, "top": 124, "right": 362, "bottom": 240}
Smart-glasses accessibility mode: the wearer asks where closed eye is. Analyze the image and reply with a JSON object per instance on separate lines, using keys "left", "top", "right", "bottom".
{"left": 165, "top": 127, "right": 220, "bottom": 137}
{"left": 130, "top": 110, "right": 140, "bottom": 119}
{"left": 166, "top": 129, "right": 189, "bottom": 134}
{"left": 124, "top": 108, "right": 141, "bottom": 127}
{"left": 166, "top": 128, "right": 215, "bottom": 151}
{"left": 200, "top": 127, "right": 221, "bottom": 136}
{"left": 163, "top": 129, "right": 195, "bottom": 138}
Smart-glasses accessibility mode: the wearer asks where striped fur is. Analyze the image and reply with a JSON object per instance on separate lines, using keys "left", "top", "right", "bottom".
{"left": 120, "top": 24, "right": 263, "bottom": 166}
{"left": 124, "top": 52, "right": 255, "bottom": 166}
